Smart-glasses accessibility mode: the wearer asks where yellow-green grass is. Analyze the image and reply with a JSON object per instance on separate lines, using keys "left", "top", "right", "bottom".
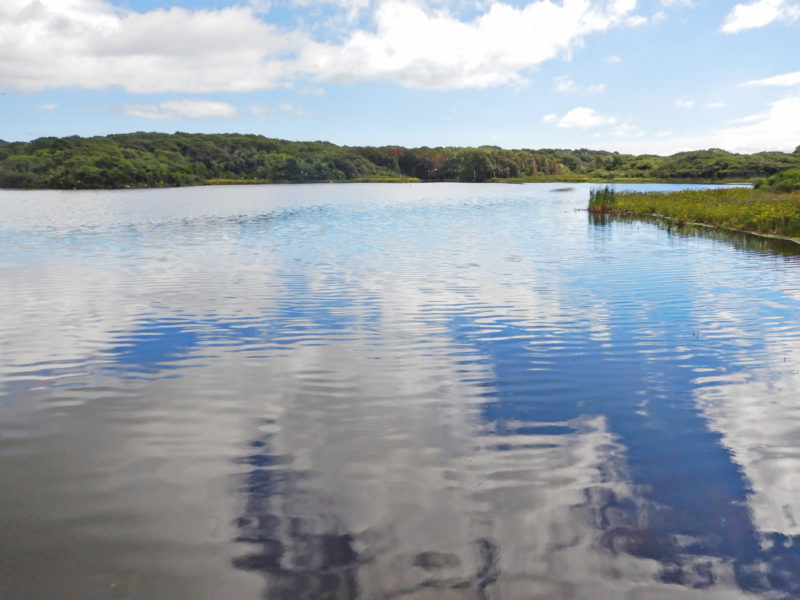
{"left": 206, "top": 175, "right": 421, "bottom": 185}
{"left": 348, "top": 176, "right": 421, "bottom": 183}
{"left": 589, "top": 187, "right": 800, "bottom": 241}
{"left": 205, "top": 178, "right": 270, "bottom": 185}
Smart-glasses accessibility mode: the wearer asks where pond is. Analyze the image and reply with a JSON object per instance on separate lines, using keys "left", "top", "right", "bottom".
{"left": 1, "top": 183, "right": 799, "bottom": 599}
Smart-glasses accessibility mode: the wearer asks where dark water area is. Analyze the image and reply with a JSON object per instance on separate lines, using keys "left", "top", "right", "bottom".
{"left": 1, "top": 183, "right": 800, "bottom": 599}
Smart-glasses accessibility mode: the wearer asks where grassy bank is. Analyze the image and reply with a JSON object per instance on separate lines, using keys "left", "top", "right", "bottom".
{"left": 496, "top": 175, "right": 718, "bottom": 184}
{"left": 205, "top": 175, "right": 420, "bottom": 185}
{"left": 588, "top": 187, "right": 800, "bottom": 241}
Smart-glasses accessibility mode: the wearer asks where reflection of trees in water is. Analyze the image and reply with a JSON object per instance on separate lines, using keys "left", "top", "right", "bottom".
{"left": 590, "top": 212, "right": 800, "bottom": 259}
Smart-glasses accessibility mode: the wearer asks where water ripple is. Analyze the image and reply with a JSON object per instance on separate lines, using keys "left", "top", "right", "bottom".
{"left": 2, "top": 184, "right": 800, "bottom": 599}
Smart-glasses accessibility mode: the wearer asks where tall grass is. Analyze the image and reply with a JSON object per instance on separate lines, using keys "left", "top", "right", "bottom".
{"left": 587, "top": 186, "right": 616, "bottom": 213}
{"left": 589, "top": 187, "right": 800, "bottom": 239}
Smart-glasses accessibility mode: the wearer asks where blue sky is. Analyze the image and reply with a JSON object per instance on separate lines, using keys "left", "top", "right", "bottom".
{"left": 1, "top": 0, "right": 799, "bottom": 154}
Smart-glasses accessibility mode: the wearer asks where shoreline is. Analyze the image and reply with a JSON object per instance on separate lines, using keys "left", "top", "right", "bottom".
{"left": 599, "top": 210, "right": 800, "bottom": 246}
{"left": 0, "top": 177, "right": 754, "bottom": 192}
{"left": 588, "top": 187, "right": 800, "bottom": 246}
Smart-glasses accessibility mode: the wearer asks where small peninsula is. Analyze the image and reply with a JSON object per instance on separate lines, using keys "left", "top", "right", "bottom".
{"left": 588, "top": 171, "right": 800, "bottom": 242}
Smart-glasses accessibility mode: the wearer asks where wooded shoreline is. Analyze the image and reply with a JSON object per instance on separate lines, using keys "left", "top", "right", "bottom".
{"left": 2, "top": 132, "right": 799, "bottom": 190}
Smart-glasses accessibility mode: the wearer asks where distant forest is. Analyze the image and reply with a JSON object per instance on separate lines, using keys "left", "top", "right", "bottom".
{"left": 1, "top": 132, "right": 800, "bottom": 189}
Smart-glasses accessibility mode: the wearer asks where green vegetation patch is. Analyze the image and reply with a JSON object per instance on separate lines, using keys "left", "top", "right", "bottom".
{"left": 588, "top": 186, "right": 617, "bottom": 213}
{"left": 755, "top": 168, "right": 800, "bottom": 192}
{"left": 3, "top": 133, "right": 800, "bottom": 190}
{"left": 591, "top": 187, "right": 800, "bottom": 239}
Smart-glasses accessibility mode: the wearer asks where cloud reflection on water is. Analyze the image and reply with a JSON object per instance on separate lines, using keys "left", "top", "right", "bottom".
{"left": 2, "top": 184, "right": 800, "bottom": 598}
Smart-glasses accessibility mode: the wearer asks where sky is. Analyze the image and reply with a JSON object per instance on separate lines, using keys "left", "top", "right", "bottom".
{"left": 0, "top": 0, "right": 799, "bottom": 154}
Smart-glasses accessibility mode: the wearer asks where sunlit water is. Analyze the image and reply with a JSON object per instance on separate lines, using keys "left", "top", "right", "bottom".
{"left": 1, "top": 183, "right": 800, "bottom": 600}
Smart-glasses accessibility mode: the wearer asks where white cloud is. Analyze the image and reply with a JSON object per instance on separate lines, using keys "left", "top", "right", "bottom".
{"left": 542, "top": 106, "right": 617, "bottom": 128}
{"left": 287, "top": 0, "right": 373, "bottom": 20}
{"left": 0, "top": 0, "right": 644, "bottom": 93}
{"left": 705, "top": 102, "right": 727, "bottom": 109}
{"left": 301, "top": 0, "right": 644, "bottom": 90}
{"left": 674, "top": 99, "right": 695, "bottom": 109}
{"left": 554, "top": 75, "right": 580, "bottom": 93}
{"left": 744, "top": 70, "right": 800, "bottom": 87}
{"left": 626, "top": 14, "right": 647, "bottom": 26}
{"left": 604, "top": 54, "right": 622, "bottom": 63}
{"left": 247, "top": 0, "right": 272, "bottom": 13}
{"left": 586, "top": 83, "right": 607, "bottom": 93}
{"left": 278, "top": 103, "right": 310, "bottom": 116}
{"left": 39, "top": 103, "right": 59, "bottom": 110}
{"left": 249, "top": 103, "right": 310, "bottom": 118}
{"left": 0, "top": 0, "right": 303, "bottom": 93}
{"left": 612, "top": 94, "right": 800, "bottom": 155}
{"left": 715, "top": 94, "right": 800, "bottom": 152}
{"left": 727, "top": 112, "right": 767, "bottom": 125}
{"left": 661, "top": 0, "right": 694, "bottom": 6}
{"left": 611, "top": 123, "right": 643, "bottom": 137}
{"left": 298, "top": 86, "right": 327, "bottom": 96}
{"left": 721, "top": 0, "right": 800, "bottom": 34}
{"left": 554, "top": 75, "right": 605, "bottom": 94}
{"left": 122, "top": 100, "right": 238, "bottom": 120}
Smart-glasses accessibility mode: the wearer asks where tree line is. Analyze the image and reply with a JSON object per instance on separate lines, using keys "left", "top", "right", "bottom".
{"left": 1, "top": 132, "right": 799, "bottom": 189}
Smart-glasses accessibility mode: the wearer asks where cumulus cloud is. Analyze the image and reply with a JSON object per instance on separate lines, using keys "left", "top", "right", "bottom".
{"left": 542, "top": 106, "right": 617, "bottom": 128}
{"left": 299, "top": 0, "right": 643, "bottom": 90}
{"left": 613, "top": 94, "right": 800, "bottom": 155}
{"left": 0, "top": 0, "right": 303, "bottom": 93}
{"left": 0, "top": 0, "right": 644, "bottom": 93}
{"left": 721, "top": 0, "right": 800, "bottom": 34}
{"left": 744, "top": 70, "right": 800, "bottom": 87}
{"left": 122, "top": 100, "right": 238, "bottom": 120}
{"left": 715, "top": 94, "right": 800, "bottom": 152}
{"left": 674, "top": 99, "right": 695, "bottom": 109}
{"left": 605, "top": 54, "right": 622, "bottom": 63}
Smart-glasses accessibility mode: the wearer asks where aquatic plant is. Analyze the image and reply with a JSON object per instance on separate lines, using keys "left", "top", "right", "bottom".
{"left": 589, "top": 187, "right": 800, "bottom": 239}
{"left": 587, "top": 186, "right": 616, "bottom": 213}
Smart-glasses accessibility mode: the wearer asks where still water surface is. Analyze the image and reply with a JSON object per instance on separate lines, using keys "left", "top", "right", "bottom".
{"left": 1, "top": 183, "right": 800, "bottom": 599}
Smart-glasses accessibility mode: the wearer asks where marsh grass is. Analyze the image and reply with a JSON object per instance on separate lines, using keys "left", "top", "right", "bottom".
{"left": 588, "top": 186, "right": 617, "bottom": 214}
{"left": 592, "top": 188, "right": 800, "bottom": 239}
{"left": 206, "top": 178, "right": 269, "bottom": 185}
{"left": 349, "top": 176, "right": 421, "bottom": 183}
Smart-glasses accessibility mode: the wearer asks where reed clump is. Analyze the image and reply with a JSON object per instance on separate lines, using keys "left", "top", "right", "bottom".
{"left": 587, "top": 186, "right": 617, "bottom": 214}
{"left": 590, "top": 187, "right": 800, "bottom": 239}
